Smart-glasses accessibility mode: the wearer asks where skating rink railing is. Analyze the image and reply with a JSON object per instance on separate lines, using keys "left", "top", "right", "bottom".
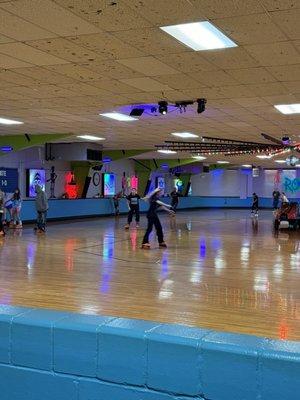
{"left": 0, "top": 305, "right": 299, "bottom": 400}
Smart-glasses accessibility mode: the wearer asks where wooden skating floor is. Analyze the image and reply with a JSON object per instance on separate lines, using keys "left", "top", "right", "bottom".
{"left": 0, "top": 210, "right": 299, "bottom": 340}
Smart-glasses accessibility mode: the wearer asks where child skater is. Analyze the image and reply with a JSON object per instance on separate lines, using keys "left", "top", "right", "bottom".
{"left": 141, "top": 188, "right": 175, "bottom": 249}
{"left": 125, "top": 188, "right": 141, "bottom": 229}
{"left": 251, "top": 192, "right": 259, "bottom": 217}
{"left": 11, "top": 188, "right": 22, "bottom": 228}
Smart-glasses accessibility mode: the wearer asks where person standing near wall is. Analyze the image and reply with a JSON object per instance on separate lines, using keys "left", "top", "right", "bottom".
{"left": 281, "top": 192, "right": 289, "bottom": 205}
{"left": 272, "top": 189, "right": 280, "bottom": 210}
{"left": 35, "top": 185, "right": 49, "bottom": 233}
{"left": 170, "top": 187, "right": 180, "bottom": 212}
{"left": 125, "top": 188, "right": 140, "bottom": 229}
{"left": 11, "top": 188, "right": 22, "bottom": 228}
{"left": 251, "top": 192, "right": 259, "bottom": 217}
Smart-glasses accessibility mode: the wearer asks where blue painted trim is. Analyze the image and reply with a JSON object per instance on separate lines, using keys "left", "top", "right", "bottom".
{"left": 13, "top": 196, "right": 292, "bottom": 222}
{"left": 0, "top": 305, "right": 299, "bottom": 400}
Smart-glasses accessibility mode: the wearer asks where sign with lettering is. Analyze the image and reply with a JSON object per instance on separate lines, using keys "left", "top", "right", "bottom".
{"left": 283, "top": 176, "right": 300, "bottom": 193}
{"left": 0, "top": 168, "right": 18, "bottom": 193}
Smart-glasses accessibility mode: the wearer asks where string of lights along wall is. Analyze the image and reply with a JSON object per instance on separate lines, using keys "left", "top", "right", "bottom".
{"left": 156, "top": 134, "right": 300, "bottom": 165}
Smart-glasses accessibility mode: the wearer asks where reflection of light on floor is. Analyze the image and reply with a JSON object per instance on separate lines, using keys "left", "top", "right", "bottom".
{"left": 158, "top": 279, "right": 173, "bottom": 300}
{"left": 190, "top": 267, "right": 203, "bottom": 284}
{"left": 214, "top": 250, "right": 226, "bottom": 275}
{"left": 160, "top": 254, "right": 169, "bottom": 279}
{"left": 279, "top": 322, "right": 289, "bottom": 340}
{"left": 290, "top": 253, "right": 300, "bottom": 271}
{"left": 65, "top": 238, "right": 76, "bottom": 272}
{"left": 240, "top": 245, "right": 249, "bottom": 268}
{"left": 254, "top": 272, "right": 269, "bottom": 292}
{"left": 199, "top": 238, "right": 206, "bottom": 258}
{"left": 130, "top": 230, "right": 137, "bottom": 250}
{"left": 27, "top": 242, "right": 37, "bottom": 278}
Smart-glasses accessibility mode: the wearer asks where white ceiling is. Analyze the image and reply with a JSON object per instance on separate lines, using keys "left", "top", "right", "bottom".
{"left": 0, "top": 0, "right": 300, "bottom": 165}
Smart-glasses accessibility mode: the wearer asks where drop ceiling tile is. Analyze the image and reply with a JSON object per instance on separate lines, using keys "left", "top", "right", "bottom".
{"left": 54, "top": 0, "right": 152, "bottom": 31}
{"left": 92, "top": 79, "right": 142, "bottom": 94}
{"left": 0, "top": 53, "right": 32, "bottom": 68}
{"left": 156, "top": 52, "right": 219, "bottom": 73}
{"left": 59, "top": 82, "right": 112, "bottom": 96}
{"left": 83, "top": 58, "right": 144, "bottom": 79}
{"left": 45, "top": 64, "right": 103, "bottom": 82}
{"left": 0, "top": 42, "right": 69, "bottom": 66}
{"left": 68, "top": 32, "right": 145, "bottom": 59}
{"left": 0, "top": 33, "right": 15, "bottom": 44}
{"left": 226, "top": 67, "right": 276, "bottom": 84}
{"left": 15, "top": 66, "right": 77, "bottom": 84}
{"left": 122, "top": 92, "right": 163, "bottom": 103}
{"left": 154, "top": 74, "right": 207, "bottom": 90}
{"left": 192, "top": 70, "right": 239, "bottom": 86}
{"left": 26, "top": 38, "right": 98, "bottom": 63}
{"left": 202, "top": 47, "right": 258, "bottom": 69}
{"left": 263, "top": 0, "right": 300, "bottom": 11}
{"left": 266, "top": 64, "right": 300, "bottom": 81}
{"left": 111, "top": 27, "right": 190, "bottom": 56}
{"left": 120, "top": 77, "right": 173, "bottom": 92}
{"left": 270, "top": 9, "right": 300, "bottom": 39}
{"left": 0, "top": 9, "right": 56, "bottom": 41}
{"left": 188, "top": 0, "right": 264, "bottom": 18}
{"left": 0, "top": 69, "right": 37, "bottom": 86}
{"left": 281, "top": 81, "right": 300, "bottom": 94}
{"left": 245, "top": 42, "right": 300, "bottom": 66}
{"left": 231, "top": 97, "right": 269, "bottom": 107}
{"left": 117, "top": 56, "right": 179, "bottom": 76}
{"left": 246, "top": 82, "right": 288, "bottom": 96}
{"left": 212, "top": 13, "right": 287, "bottom": 45}
{"left": 1, "top": 0, "right": 100, "bottom": 36}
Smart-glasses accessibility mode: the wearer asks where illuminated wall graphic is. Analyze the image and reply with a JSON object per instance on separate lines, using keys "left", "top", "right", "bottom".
{"left": 174, "top": 178, "right": 183, "bottom": 192}
{"left": 130, "top": 176, "right": 138, "bottom": 190}
{"left": 103, "top": 173, "right": 116, "bottom": 196}
{"left": 65, "top": 172, "right": 78, "bottom": 199}
{"left": 27, "top": 169, "right": 46, "bottom": 197}
{"left": 156, "top": 177, "right": 165, "bottom": 193}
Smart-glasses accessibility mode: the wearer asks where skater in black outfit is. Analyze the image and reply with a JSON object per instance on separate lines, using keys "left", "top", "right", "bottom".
{"left": 125, "top": 188, "right": 141, "bottom": 229}
{"left": 142, "top": 188, "right": 175, "bottom": 249}
{"left": 251, "top": 192, "right": 259, "bottom": 216}
{"left": 170, "top": 187, "right": 180, "bottom": 212}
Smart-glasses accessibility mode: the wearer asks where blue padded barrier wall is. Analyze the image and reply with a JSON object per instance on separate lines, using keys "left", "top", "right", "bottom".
{"left": 0, "top": 305, "right": 299, "bottom": 400}
{"left": 18, "top": 196, "right": 286, "bottom": 222}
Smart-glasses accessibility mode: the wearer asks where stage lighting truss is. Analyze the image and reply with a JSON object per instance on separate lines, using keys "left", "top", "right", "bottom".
{"left": 156, "top": 134, "right": 300, "bottom": 157}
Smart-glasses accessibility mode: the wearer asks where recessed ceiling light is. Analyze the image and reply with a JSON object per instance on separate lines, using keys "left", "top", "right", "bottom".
{"left": 99, "top": 112, "right": 138, "bottom": 121}
{"left": 77, "top": 135, "right": 105, "bottom": 141}
{"left": 0, "top": 117, "right": 23, "bottom": 125}
{"left": 160, "top": 21, "right": 237, "bottom": 51}
{"left": 157, "top": 149, "right": 177, "bottom": 154}
{"left": 242, "top": 164, "right": 252, "bottom": 168}
{"left": 274, "top": 159, "right": 286, "bottom": 164}
{"left": 192, "top": 155, "right": 206, "bottom": 160}
{"left": 217, "top": 160, "right": 230, "bottom": 164}
{"left": 274, "top": 104, "right": 300, "bottom": 114}
{"left": 256, "top": 154, "right": 273, "bottom": 159}
{"left": 171, "top": 132, "right": 199, "bottom": 138}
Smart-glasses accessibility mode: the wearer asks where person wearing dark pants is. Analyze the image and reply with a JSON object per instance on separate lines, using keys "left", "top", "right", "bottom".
{"left": 142, "top": 188, "right": 174, "bottom": 249}
{"left": 35, "top": 185, "right": 48, "bottom": 233}
{"left": 251, "top": 192, "right": 259, "bottom": 217}
{"left": 125, "top": 188, "right": 140, "bottom": 229}
{"left": 170, "top": 187, "right": 180, "bottom": 212}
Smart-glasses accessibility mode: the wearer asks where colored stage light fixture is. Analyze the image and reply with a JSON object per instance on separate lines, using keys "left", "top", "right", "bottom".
{"left": 130, "top": 108, "right": 144, "bottom": 117}
{"left": 158, "top": 101, "right": 168, "bottom": 115}
{"left": 197, "top": 98, "right": 207, "bottom": 113}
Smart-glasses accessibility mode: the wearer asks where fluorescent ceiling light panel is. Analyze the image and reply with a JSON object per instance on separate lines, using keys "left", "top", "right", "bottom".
{"left": 192, "top": 155, "right": 206, "bottom": 160}
{"left": 0, "top": 117, "right": 23, "bottom": 125}
{"left": 160, "top": 21, "right": 237, "bottom": 51}
{"left": 100, "top": 112, "right": 138, "bottom": 121}
{"left": 242, "top": 164, "right": 252, "bottom": 168}
{"left": 77, "top": 135, "right": 105, "bottom": 141}
{"left": 274, "top": 159, "right": 286, "bottom": 164}
{"left": 274, "top": 104, "right": 300, "bottom": 114}
{"left": 217, "top": 160, "right": 229, "bottom": 164}
{"left": 157, "top": 149, "right": 177, "bottom": 154}
{"left": 171, "top": 132, "right": 199, "bottom": 138}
